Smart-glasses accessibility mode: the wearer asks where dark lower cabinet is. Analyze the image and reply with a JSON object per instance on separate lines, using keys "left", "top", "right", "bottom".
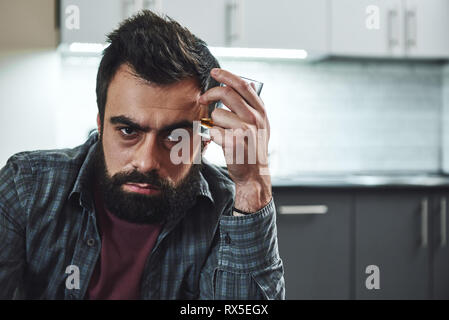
{"left": 274, "top": 186, "right": 449, "bottom": 300}
{"left": 354, "top": 190, "right": 430, "bottom": 299}
{"left": 274, "top": 188, "right": 352, "bottom": 299}
{"left": 431, "top": 193, "right": 449, "bottom": 299}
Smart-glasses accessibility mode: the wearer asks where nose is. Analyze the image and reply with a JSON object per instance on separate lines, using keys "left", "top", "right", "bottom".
{"left": 131, "top": 133, "right": 162, "bottom": 173}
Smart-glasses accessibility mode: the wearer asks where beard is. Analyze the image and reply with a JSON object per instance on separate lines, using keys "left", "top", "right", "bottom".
{"left": 93, "top": 138, "right": 203, "bottom": 225}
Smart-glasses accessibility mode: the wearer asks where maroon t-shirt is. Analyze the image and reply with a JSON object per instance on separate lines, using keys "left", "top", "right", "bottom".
{"left": 85, "top": 184, "right": 162, "bottom": 300}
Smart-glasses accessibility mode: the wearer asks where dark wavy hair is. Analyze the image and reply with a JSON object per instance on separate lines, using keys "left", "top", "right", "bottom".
{"left": 96, "top": 10, "right": 220, "bottom": 126}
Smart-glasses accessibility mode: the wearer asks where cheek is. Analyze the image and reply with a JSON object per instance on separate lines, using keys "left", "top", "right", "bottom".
{"left": 161, "top": 160, "right": 191, "bottom": 185}
{"left": 102, "top": 134, "right": 132, "bottom": 175}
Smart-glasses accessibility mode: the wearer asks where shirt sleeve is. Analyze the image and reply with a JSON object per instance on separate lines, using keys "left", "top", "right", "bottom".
{"left": 0, "top": 156, "right": 28, "bottom": 299}
{"left": 199, "top": 198, "right": 285, "bottom": 300}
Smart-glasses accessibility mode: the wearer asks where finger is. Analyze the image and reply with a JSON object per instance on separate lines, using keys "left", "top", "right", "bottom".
{"left": 210, "top": 108, "right": 243, "bottom": 130}
{"left": 199, "top": 86, "right": 261, "bottom": 125}
{"left": 209, "top": 68, "right": 266, "bottom": 115}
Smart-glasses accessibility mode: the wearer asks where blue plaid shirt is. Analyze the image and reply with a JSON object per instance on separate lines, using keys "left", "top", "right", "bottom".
{"left": 0, "top": 132, "right": 285, "bottom": 299}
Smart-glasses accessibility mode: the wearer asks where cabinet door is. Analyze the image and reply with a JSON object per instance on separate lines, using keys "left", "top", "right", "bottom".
{"left": 60, "top": 0, "right": 123, "bottom": 44}
{"left": 331, "top": 0, "right": 404, "bottom": 57}
{"left": 161, "top": 0, "right": 227, "bottom": 47}
{"left": 355, "top": 190, "right": 430, "bottom": 299}
{"left": 403, "top": 0, "right": 449, "bottom": 58}
{"left": 228, "top": 0, "right": 328, "bottom": 54}
{"left": 274, "top": 188, "right": 352, "bottom": 299}
{"left": 432, "top": 193, "right": 449, "bottom": 299}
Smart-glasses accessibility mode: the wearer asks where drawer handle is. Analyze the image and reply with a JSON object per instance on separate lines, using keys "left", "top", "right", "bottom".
{"left": 421, "top": 198, "right": 428, "bottom": 248}
{"left": 279, "top": 205, "right": 328, "bottom": 215}
{"left": 441, "top": 197, "right": 447, "bottom": 248}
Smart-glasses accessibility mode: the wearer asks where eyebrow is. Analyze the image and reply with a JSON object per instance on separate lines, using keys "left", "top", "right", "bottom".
{"left": 109, "top": 115, "right": 194, "bottom": 133}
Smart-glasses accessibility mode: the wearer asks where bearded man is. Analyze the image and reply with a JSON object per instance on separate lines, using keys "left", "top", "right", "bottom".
{"left": 0, "top": 10, "right": 284, "bottom": 300}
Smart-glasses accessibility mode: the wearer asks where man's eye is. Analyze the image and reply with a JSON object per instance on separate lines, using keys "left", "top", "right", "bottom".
{"left": 119, "top": 127, "right": 136, "bottom": 136}
{"left": 165, "top": 133, "right": 179, "bottom": 142}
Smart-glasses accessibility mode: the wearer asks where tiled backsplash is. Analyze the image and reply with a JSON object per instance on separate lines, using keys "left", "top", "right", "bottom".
{"left": 443, "top": 64, "right": 449, "bottom": 172}
{"left": 209, "top": 58, "right": 446, "bottom": 177}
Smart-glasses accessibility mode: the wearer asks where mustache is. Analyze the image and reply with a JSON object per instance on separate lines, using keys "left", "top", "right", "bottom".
{"left": 110, "top": 169, "right": 168, "bottom": 189}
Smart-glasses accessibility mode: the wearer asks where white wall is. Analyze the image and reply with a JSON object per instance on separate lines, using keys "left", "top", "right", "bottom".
{"left": 442, "top": 63, "right": 449, "bottom": 172}
{"left": 0, "top": 50, "right": 97, "bottom": 166}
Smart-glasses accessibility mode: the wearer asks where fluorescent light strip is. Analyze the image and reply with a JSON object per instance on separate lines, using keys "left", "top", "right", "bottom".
{"left": 69, "top": 42, "right": 108, "bottom": 53}
{"left": 67, "top": 42, "right": 307, "bottom": 59}
{"left": 208, "top": 47, "right": 308, "bottom": 59}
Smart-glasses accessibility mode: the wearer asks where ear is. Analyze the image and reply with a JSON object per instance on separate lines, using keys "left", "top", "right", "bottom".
{"left": 96, "top": 113, "right": 102, "bottom": 135}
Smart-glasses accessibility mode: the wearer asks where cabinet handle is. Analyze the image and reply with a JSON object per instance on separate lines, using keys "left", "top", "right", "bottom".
{"left": 441, "top": 198, "right": 447, "bottom": 248}
{"left": 421, "top": 198, "right": 428, "bottom": 248}
{"left": 225, "top": 0, "right": 243, "bottom": 46}
{"left": 405, "top": 9, "right": 417, "bottom": 48}
{"left": 279, "top": 205, "right": 328, "bottom": 215}
{"left": 387, "top": 9, "right": 399, "bottom": 48}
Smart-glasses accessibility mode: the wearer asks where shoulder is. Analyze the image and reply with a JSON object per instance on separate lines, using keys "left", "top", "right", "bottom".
{"left": 6, "top": 133, "right": 98, "bottom": 176}
{"left": 1, "top": 132, "right": 98, "bottom": 203}
{"left": 1, "top": 132, "right": 99, "bottom": 220}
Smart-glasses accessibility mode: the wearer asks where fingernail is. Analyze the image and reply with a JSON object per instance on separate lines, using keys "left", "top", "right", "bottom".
{"left": 211, "top": 68, "right": 219, "bottom": 76}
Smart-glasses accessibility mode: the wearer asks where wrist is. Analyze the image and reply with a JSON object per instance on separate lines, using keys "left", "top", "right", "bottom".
{"left": 234, "top": 176, "right": 272, "bottom": 213}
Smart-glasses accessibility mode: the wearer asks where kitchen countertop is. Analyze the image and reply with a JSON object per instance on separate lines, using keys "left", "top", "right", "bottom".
{"left": 271, "top": 173, "right": 449, "bottom": 188}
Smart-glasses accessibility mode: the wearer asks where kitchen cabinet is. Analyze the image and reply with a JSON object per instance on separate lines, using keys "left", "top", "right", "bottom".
{"left": 60, "top": 0, "right": 228, "bottom": 46}
{"left": 160, "top": 0, "right": 227, "bottom": 47}
{"left": 274, "top": 185, "right": 449, "bottom": 300}
{"left": 355, "top": 189, "right": 449, "bottom": 299}
{"left": 59, "top": 0, "right": 449, "bottom": 59}
{"left": 127, "top": 0, "right": 330, "bottom": 52}
{"left": 403, "top": 0, "right": 449, "bottom": 58}
{"left": 60, "top": 0, "right": 329, "bottom": 54}
{"left": 354, "top": 190, "right": 430, "bottom": 299}
{"left": 274, "top": 188, "right": 352, "bottom": 299}
{"left": 331, "top": 0, "right": 403, "bottom": 57}
{"left": 228, "top": 0, "right": 329, "bottom": 54}
{"left": 330, "top": 0, "right": 449, "bottom": 59}
{"left": 60, "top": 0, "right": 123, "bottom": 44}
{"left": 431, "top": 192, "right": 449, "bottom": 299}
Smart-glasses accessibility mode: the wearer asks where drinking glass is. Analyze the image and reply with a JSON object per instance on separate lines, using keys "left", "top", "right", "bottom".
{"left": 199, "top": 76, "right": 263, "bottom": 138}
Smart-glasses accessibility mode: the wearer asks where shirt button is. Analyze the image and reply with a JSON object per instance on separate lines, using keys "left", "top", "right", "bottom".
{"left": 225, "top": 233, "right": 231, "bottom": 245}
{"left": 86, "top": 238, "right": 95, "bottom": 247}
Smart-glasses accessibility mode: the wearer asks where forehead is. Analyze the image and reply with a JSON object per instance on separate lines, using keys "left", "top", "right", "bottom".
{"left": 105, "top": 64, "right": 203, "bottom": 128}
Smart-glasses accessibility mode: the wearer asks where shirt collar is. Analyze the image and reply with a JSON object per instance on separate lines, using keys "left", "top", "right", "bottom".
{"left": 68, "top": 131, "right": 100, "bottom": 211}
{"left": 197, "top": 164, "right": 215, "bottom": 205}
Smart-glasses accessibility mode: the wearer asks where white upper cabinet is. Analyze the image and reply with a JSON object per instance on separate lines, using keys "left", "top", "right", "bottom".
{"left": 330, "top": 0, "right": 449, "bottom": 59}
{"left": 60, "top": 0, "right": 228, "bottom": 46}
{"left": 403, "top": 0, "right": 449, "bottom": 58}
{"left": 59, "top": 0, "right": 448, "bottom": 59}
{"left": 163, "top": 0, "right": 329, "bottom": 54}
{"left": 227, "top": 0, "right": 329, "bottom": 54}
{"left": 60, "top": 0, "right": 123, "bottom": 44}
{"left": 160, "top": 0, "right": 227, "bottom": 47}
{"left": 331, "top": 0, "right": 404, "bottom": 57}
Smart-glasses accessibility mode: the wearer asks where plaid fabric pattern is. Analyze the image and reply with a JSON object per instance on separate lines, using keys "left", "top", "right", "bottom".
{"left": 0, "top": 132, "right": 285, "bottom": 299}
